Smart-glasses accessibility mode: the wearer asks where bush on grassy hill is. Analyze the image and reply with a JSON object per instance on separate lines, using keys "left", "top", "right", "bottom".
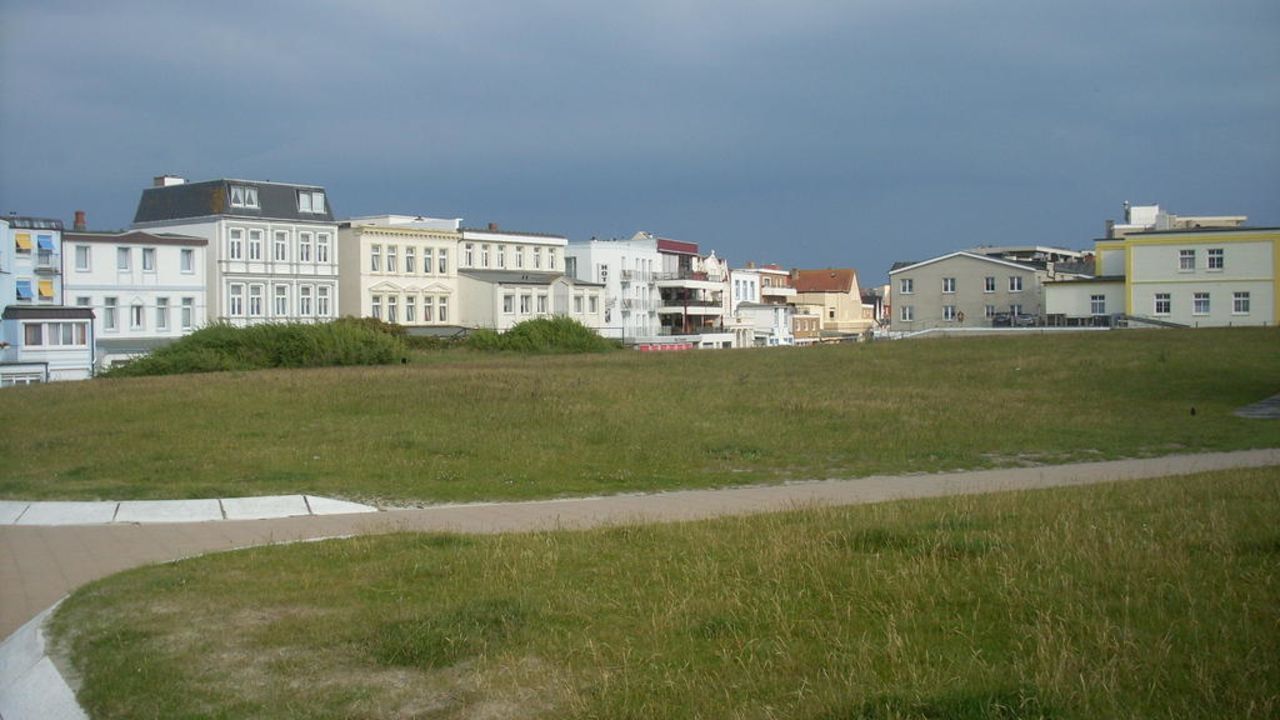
{"left": 102, "top": 319, "right": 407, "bottom": 377}
{"left": 466, "top": 316, "right": 619, "bottom": 353}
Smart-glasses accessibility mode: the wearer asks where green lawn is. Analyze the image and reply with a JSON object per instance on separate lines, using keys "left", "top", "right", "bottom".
{"left": 49, "top": 468, "right": 1280, "bottom": 719}
{"left": 2, "top": 328, "right": 1277, "bottom": 503}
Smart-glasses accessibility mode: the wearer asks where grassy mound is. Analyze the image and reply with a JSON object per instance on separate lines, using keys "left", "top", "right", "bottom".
{"left": 102, "top": 319, "right": 407, "bottom": 377}
{"left": 466, "top": 316, "right": 620, "bottom": 353}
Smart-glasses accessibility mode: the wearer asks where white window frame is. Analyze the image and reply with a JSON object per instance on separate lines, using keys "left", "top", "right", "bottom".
{"left": 405, "top": 247, "right": 416, "bottom": 274}
{"left": 1193, "top": 292, "right": 1210, "bottom": 315}
{"left": 900, "top": 304, "right": 914, "bottom": 321}
{"left": 405, "top": 295, "right": 417, "bottom": 323}
{"left": 248, "top": 284, "right": 264, "bottom": 317}
{"left": 274, "top": 284, "right": 289, "bottom": 316}
{"left": 371, "top": 295, "right": 382, "bottom": 320}
{"left": 423, "top": 248, "right": 433, "bottom": 274}
{"left": 117, "top": 246, "right": 131, "bottom": 271}
{"left": 387, "top": 245, "right": 398, "bottom": 273}
{"left": 387, "top": 295, "right": 398, "bottom": 324}
{"left": 423, "top": 295, "right": 434, "bottom": 322}
{"left": 274, "top": 232, "right": 289, "bottom": 262}
{"left": 299, "top": 285, "right": 313, "bottom": 316}
{"left": 1232, "top": 291, "right": 1250, "bottom": 314}
{"left": 230, "top": 185, "right": 259, "bottom": 209}
{"left": 942, "top": 277, "right": 956, "bottom": 294}
{"left": 898, "top": 278, "right": 913, "bottom": 294}
{"left": 130, "top": 302, "right": 145, "bottom": 330}
{"left": 75, "top": 245, "right": 91, "bottom": 271}
{"left": 181, "top": 248, "right": 195, "bottom": 273}
{"left": 370, "top": 244, "right": 381, "bottom": 272}
{"left": 298, "top": 233, "right": 312, "bottom": 263}
{"left": 943, "top": 304, "right": 956, "bottom": 321}
{"left": 247, "top": 231, "right": 262, "bottom": 261}
{"left": 1154, "top": 293, "right": 1171, "bottom": 315}
{"left": 438, "top": 295, "right": 448, "bottom": 323}
{"left": 229, "top": 284, "right": 245, "bottom": 316}
{"left": 984, "top": 276, "right": 995, "bottom": 293}
{"left": 156, "top": 297, "right": 169, "bottom": 330}
{"left": 228, "top": 229, "right": 243, "bottom": 260}
{"left": 181, "top": 297, "right": 194, "bottom": 330}
{"left": 316, "top": 233, "right": 330, "bottom": 264}
{"left": 1207, "top": 248, "right": 1224, "bottom": 271}
{"left": 1008, "top": 276, "right": 1023, "bottom": 292}
{"left": 104, "top": 297, "right": 118, "bottom": 331}
{"left": 1090, "top": 294, "right": 1106, "bottom": 315}
{"left": 437, "top": 249, "right": 448, "bottom": 274}
{"left": 1179, "top": 249, "right": 1195, "bottom": 272}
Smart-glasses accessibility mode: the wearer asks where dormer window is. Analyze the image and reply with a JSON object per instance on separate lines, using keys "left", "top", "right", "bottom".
{"left": 298, "top": 190, "right": 326, "bottom": 214}
{"left": 229, "top": 185, "right": 259, "bottom": 209}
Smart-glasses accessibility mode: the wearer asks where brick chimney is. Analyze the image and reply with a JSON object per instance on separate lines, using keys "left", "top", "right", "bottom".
{"left": 73, "top": 210, "right": 86, "bottom": 231}
{"left": 487, "top": 222, "right": 499, "bottom": 231}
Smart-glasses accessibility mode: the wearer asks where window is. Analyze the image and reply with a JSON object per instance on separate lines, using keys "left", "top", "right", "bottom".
{"left": 1193, "top": 292, "right": 1210, "bottom": 315}
{"left": 1010, "top": 304, "right": 1023, "bottom": 316}
{"left": 156, "top": 297, "right": 169, "bottom": 330}
{"left": 117, "top": 246, "right": 131, "bottom": 270}
{"left": 15, "top": 279, "right": 32, "bottom": 300}
{"left": 405, "top": 295, "right": 417, "bottom": 323}
{"left": 228, "top": 230, "right": 243, "bottom": 260}
{"left": 76, "top": 296, "right": 91, "bottom": 307}
{"left": 984, "top": 304, "right": 995, "bottom": 318}
{"left": 229, "top": 284, "right": 244, "bottom": 316}
{"left": 274, "top": 285, "right": 289, "bottom": 316}
{"left": 229, "top": 185, "right": 259, "bottom": 208}
{"left": 247, "top": 231, "right": 262, "bottom": 261}
{"left": 104, "top": 297, "right": 118, "bottom": 331}
{"left": 898, "top": 278, "right": 913, "bottom": 294}
{"left": 900, "top": 305, "right": 914, "bottom": 321}
{"left": 520, "top": 294, "right": 531, "bottom": 313}
{"left": 24, "top": 323, "right": 42, "bottom": 346}
{"left": 405, "top": 248, "right": 416, "bottom": 273}
{"left": 438, "top": 296, "right": 448, "bottom": 322}
{"left": 497, "top": 245, "right": 505, "bottom": 268}
{"left": 297, "top": 190, "right": 325, "bottom": 214}
{"left": 548, "top": 248, "right": 557, "bottom": 270}
{"left": 274, "top": 232, "right": 289, "bottom": 262}
{"left": 299, "top": 286, "right": 313, "bottom": 316}
{"left": 588, "top": 296, "right": 598, "bottom": 314}
{"left": 371, "top": 295, "right": 382, "bottom": 320}
{"left": 503, "top": 294, "right": 515, "bottom": 313}
{"left": 181, "top": 298, "right": 194, "bottom": 329}
{"left": 984, "top": 276, "right": 995, "bottom": 293}
{"left": 1233, "top": 291, "right": 1250, "bottom": 314}
{"left": 1207, "top": 248, "right": 1223, "bottom": 270}
{"left": 1179, "top": 249, "right": 1195, "bottom": 271}
{"left": 438, "top": 249, "right": 448, "bottom": 274}
{"left": 423, "top": 248, "right": 433, "bottom": 274}
{"left": 1008, "top": 276, "right": 1023, "bottom": 292}
{"left": 481, "top": 244, "right": 490, "bottom": 268}
{"left": 23, "top": 322, "right": 87, "bottom": 347}
{"left": 536, "top": 294, "right": 548, "bottom": 313}
{"left": 943, "top": 277, "right": 956, "bottom": 293}
{"left": 248, "top": 284, "right": 263, "bottom": 316}
{"left": 1090, "top": 294, "right": 1106, "bottom": 315}
{"left": 131, "top": 302, "right": 145, "bottom": 329}
{"left": 516, "top": 246, "right": 525, "bottom": 268}
{"left": 423, "top": 296, "right": 434, "bottom": 322}
{"left": 943, "top": 305, "right": 956, "bottom": 321}
{"left": 533, "top": 247, "right": 542, "bottom": 269}
{"left": 464, "top": 243, "right": 474, "bottom": 266}
{"left": 181, "top": 248, "right": 195, "bottom": 273}
{"left": 37, "top": 279, "right": 54, "bottom": 300}
{"left": 386, "top": 295, "right": 398, "bottom": 324}
{"left": 317, "top": 286, "right": 330, "bottom": 317}
{"left": 370, "top": 244, "right": 381, "bottom": 272}
{"left": 573, "top": 295, "right": 583, "bottom": 313}
{"left": 75, "top": 245, "right": 91, "bottom": 271}
{"left": 387, "top": 245, "right": 398, "bottom": 273}
{"left": 298, "top": 233, "right": 312, "bottom": 262}
{"left": 316, "top": 234, "right": 330, "bottom": 264}
{"left": 14, "top": 232, "right": 32, "bottom": 253}
{"left": 1154, "top": 293, "right": 1171, "bottom": 315}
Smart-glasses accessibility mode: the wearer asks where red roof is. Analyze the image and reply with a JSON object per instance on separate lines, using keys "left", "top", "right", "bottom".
{"left": 793, "top": 268, "right": 857, "bottom": 293}
{"left": 656, "top": 238, "right": 699, "bottom": 255}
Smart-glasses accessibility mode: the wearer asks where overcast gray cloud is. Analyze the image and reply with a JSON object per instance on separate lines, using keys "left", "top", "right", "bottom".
{"left": 2, "top": 0, "right": 1276, "bottom": 280}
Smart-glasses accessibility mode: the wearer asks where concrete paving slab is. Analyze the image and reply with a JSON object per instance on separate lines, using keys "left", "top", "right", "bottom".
{"left": 0, "top": 606, "right": 86, "bottom": 720}
{"left": 305, "top": 495, "right": 379, "bottom": 516}
{"left": 14, "top": 502, "right": 117, "bottom": 526}
{"left": 222, "top": 495, "right": 310, "bottom": 521}
{"left": 0, "top": 501, "right": 30, "bottom": 525}
{"left": 115, "top": 499, "right": 223, "bottom": 524}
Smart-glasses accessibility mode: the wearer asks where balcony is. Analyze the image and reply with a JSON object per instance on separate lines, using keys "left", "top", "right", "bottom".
{"left": 35, "top": 252, "right": 61, "bottom": 274}
{"left": 621, "top": 269, "right": 654, "bottom": 283}
{"left": 760, "top": 285, "right": 795, "bottom": 298}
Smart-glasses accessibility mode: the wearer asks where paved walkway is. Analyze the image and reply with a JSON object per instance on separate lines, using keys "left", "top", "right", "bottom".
{"left": 0, "top": 494, "right": 376, "bottom": 527}
{"left": 3, "top": 448, "right": 1278, "bottom": 639}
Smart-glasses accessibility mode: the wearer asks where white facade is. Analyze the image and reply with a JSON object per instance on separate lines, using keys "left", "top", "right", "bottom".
{"left": 131, "top": 178, "right": 341, "bottom": 326}
{"left": 0, "top": 217, "right": 94, "bottom": 383}
{"left": 565, "top": 234, "right": 661, "bottom": 341}
{"left": 62, "top": 231, "right": 208, "bottom": 368}
{"left": 457, "top": 272, "right": 605, "bottom": 331}
{"left": 338, "top": 216, "right": 461, "bottom": 327}
{"left": 732, "top": 302, "right": 796, "bottom": 346}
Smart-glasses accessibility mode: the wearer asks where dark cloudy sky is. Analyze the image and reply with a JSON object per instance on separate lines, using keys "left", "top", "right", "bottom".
{"left": 2, "top": 0, "right": 1277, "bottom": 282}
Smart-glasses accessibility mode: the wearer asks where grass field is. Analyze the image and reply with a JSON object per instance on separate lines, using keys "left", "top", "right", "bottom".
{"left": 1, "top": 327, "right": 1277, "bottom": 503}
{"left": 48, "top": 468, "right": 1280, "bottom": 719}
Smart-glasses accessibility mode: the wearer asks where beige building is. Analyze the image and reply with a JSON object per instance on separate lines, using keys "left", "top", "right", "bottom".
{"left": 791, "top": 268, "right": 874, "bottom": 340}
{"left": 337, "top": 215, "right": 461, "bottom": 327}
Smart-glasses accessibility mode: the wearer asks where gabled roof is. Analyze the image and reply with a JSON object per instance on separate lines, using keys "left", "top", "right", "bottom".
{"left": 793, "top": 269, "right": 857, "bottom": 294}
{"left": 888, "top": 251, "right": 1035, "bottom": 275}
{"left": 133, "top": 179, "right": 335, "bottom": 225}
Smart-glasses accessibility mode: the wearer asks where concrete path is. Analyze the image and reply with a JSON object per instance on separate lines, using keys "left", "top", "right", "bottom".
{"left": 3, "top": 448, "right": 1277, "bottom": 640}
{"left": 0, "top": 494, "right": 376, "bottom": 527}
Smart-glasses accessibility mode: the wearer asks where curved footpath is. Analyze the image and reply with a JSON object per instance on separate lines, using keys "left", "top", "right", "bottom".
{"left": 2, "top": 449, "right": 1279, "bottom": 719}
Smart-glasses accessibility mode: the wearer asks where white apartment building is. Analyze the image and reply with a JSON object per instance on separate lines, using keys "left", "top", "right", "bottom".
{"left": 565, "top": 233, "right": 661, "bottom": 342}
{"left": 130, "top": 176, "right": 339, "bottom": 325}
{"left": 0, "top": 216, "right": 94, "bottom": 383}
{"left": 653, "top": 236, "right": 736, "bottom": 347}
{"left": 456, "top": 225, "right": 603, "bottom": 331}
{"left": 62, "top": 225, "right": 208, "bottom": 368}
{"left": 338, "top": 215, "right": 461, "bottom": 328}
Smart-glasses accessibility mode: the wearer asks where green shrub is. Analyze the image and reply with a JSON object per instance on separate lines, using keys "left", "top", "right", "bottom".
{"left": 102, "top": 319, "right": 407, "bottom": 377}
{"left": 465, "top": 317, "right": 619, "bottom": 354}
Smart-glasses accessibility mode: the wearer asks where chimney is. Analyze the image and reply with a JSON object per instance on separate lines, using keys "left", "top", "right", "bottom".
{"left": 154, "top": 175, "right": 186, "bottom": 187}
{"left": 487, "top": 222, "right": 499, "bottom": 231}
{"left": 73, "top": 210, "right": 86, "bottom": 231}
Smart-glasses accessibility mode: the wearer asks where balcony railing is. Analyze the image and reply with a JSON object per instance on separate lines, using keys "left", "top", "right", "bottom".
{"left": 621, "top": 269, "right": 655, "bottom": 283}
{"left": 35, "top": 252, "right": 61, "bottom": 273}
